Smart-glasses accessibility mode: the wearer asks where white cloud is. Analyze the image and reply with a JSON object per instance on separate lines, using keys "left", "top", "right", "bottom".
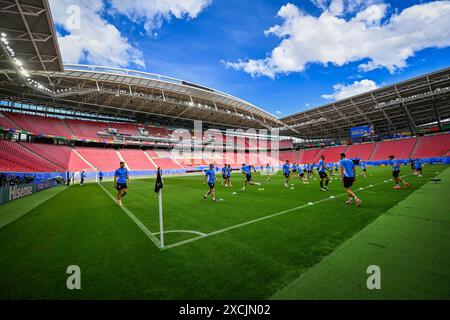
{"left": 226, "top": 1, "right": 450, "bottom": 78}
{"left": 276, "top": 110, "right": 282, "bottom": 115}
{"left": 322, "top": 79, "right": 378, "bottom": 101}
{"left": 49, "top": 0, "right": 145, "bottom": 68}
{"left": 49, "top": 0, "right": 212, "bottom": 67}
{"left": 108, "top": 0, "right": 212, "bottom": 32}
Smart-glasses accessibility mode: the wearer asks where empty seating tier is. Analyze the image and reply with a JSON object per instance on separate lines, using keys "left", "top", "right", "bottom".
{"left": 411, "top": 134, "right": 450, "bottom": 158}
{"left": 316, "top": 146, "right": 347, "bottom": 162}
{"left": 75, "top": 147, "right": 121, "bottom": 171}
{"left": 345, "top": 143, "right": 377, "bottom": 160}
{"left": 119, "top": 149, "right": 157, "bottom": 170}
{"left": 6, "top": 112, "right": 72, "bottom": 138}
{"left": 371, "top": 138, "right": 417, "bottom": 161}
{"left": 0, "top": 141, "right": 63, "bottom": 172}
{"left": 0, "top": 112, "right": 18, "bottom": 130}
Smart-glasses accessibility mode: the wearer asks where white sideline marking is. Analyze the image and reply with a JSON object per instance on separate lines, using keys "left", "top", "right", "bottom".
{"left": 98, "top": 183, "right": 161, "bottom": 249}
{"left": 164, "top": 176, "right": 405, "bottom": 250}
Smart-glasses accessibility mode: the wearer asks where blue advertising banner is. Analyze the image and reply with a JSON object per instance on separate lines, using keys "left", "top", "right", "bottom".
{"left": 350, "top": 125, "right": 374, "bottom": 138}
{"left": 0, "top": 180, "right": 59, "bottom": 205}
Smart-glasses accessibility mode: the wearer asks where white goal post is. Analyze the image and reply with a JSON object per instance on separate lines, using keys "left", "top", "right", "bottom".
{"left": 71, "top": 170, "right": 99, "bottom": 184}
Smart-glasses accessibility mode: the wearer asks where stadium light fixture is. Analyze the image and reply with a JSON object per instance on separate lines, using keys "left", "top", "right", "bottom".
{"left": 20, "top": 69, "right": 30, "bottom": 77}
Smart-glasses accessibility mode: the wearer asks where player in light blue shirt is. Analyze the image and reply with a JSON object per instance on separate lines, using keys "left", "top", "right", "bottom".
{"left": 317, "top": 155, "right": 330, "bottom": 191}
{"left": 415, "top": 159, "right": 423, "bottom": 177}
{"left": 265, "top": 163, "right": 274, "bottom": 182}
{"left": 241, "top": 163, "right": 260, "bottom": 191}
{"left": 360, "top": 162, "right": 367, "bottom": 177}
{"left": 226, "top": 164, "right": 232, "bottom": 187}
{"left": 114, "top": 162, "right": 129, "bottom": 207}
{"left": 297, "top": 163, "right": 307, "bottom": 184}
{"left": 221, "top": 165, "right": 227, "bottom": 187}
{"left": 80, "top": 171, "right": 86, "bottom": 186}
{"left": 291, "top": 163, "right": 298, "bottom": 178}
{"left": 203, "top": 163, "right": 217, "bottom": 202}
{"left": 282, "top": 160, "right": 291, "bottom": 187}
{"left": 339, "top": 153, "right": 361, "bottom": 206}
{"left": 389, "top": 155, "right": 409, "bottom": 189}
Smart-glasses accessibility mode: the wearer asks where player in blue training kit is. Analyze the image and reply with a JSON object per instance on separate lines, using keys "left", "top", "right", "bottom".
{"left": 265, "top": 163, "right": 273, "bottom": 182}
{"left": 98, "top": 170, "right": 104, "bottom": 183}
{"left": 291, "top": 162, "right": 298, "bottom": 178}
{"left": 241, "top": 163, "right": 260, "bottom": 191}
{"left": 317, "top": 155, "right": 330, "bottom": 191}
{"left": 282, "top": 160, "right": 291, "bottom": 187}
{"left": 226, "top": 164, "right": 232, "bottom": 187}
{"left": 360, "top": 162, "right": 367, "bottom": 177}
{"left": 297, "top": 163, "right": 307, "bottom": 184}
{"left": 415, "top": 158, "right": 423, "bottom": 178}
{"left": 80, "top": 170, "right": 86, "bottom": 186}
{"left": 221, "top": 164, "right": 228, "bottom": 187}
{"left": 389, "top": 155, "right": 409, "bottom": 189}
{"left": 114, "top": 162, "right": 129, "bottom": 207}
{"left": 203, "top": 163, "right": 217, "bottom": 202}
{"left": 340, "top": 153, "right": 361, "bottom": 206}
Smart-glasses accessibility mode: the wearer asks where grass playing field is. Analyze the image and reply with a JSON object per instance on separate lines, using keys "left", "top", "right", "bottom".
{"left": 0, "top": 165, "right": 448, "bottom": 299}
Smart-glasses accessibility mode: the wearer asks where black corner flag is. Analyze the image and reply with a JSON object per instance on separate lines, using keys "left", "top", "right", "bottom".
{"left": 155, "top": 167, "right": 163, "bottom": 193}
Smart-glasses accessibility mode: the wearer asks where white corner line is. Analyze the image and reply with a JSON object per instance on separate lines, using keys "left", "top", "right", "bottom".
{"left": 98, "top": 183, "right": 162, "bottom": 250}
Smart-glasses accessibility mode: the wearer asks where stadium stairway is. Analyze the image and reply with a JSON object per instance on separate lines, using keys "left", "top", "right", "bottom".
{"left": 143, "top": 150, "right": 159, "bottom": 169}
{"left": 115, "top": 150, "right": 129, "bottom": 170}
{"left": 410, "top": 136, "right": 422, "bottom": 157}
{"left": 62, "top": 119, "right": 77, "bottom": 137}
{"left": 368, "top": 142, "right": 379, "bottom": 160}
{"left": 71, "top": 148, "right": 96, "bottom": 170}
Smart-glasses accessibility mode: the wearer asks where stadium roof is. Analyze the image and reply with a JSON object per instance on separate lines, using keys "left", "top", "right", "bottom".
{"left": 281, "top": 67, "right": 450, "bottom": 140}
{"left": 0, "top": 1, "right": 282, "bottom": 130}
{"left": 0, "top": 0, "right": 62, "bottom": 72}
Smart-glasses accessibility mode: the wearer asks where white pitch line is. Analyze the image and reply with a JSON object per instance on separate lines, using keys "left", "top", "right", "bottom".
{"left": 98, "top": 183, "right": 161, "bottom": 249}
{"left": 164, "top": 177, "right": 401, "bottom": 250}
{"left": 152, "top": 230, "right": 207, "bottom": 237}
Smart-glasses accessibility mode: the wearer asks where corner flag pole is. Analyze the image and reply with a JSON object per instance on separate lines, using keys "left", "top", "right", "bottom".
{"left": 158, "top": 188, "right": 164, "bottom": 248}
{"left": 155, "top": 167, "right": 164, "bottom": 249}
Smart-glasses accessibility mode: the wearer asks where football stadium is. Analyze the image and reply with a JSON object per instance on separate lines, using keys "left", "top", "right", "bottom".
{"left": 0, "top": 0, "right": 450, "bottom": 305}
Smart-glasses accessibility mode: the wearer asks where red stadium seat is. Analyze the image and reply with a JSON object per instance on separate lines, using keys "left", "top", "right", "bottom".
{"left": 316, "top": 146, "right": 347, "bottom": 162}
{"left": 119, "top": 149, "right": 157, "bottom": 170}
{"left": 345, "top": 142, "right": 377, "bottom": 160}
{"left": 20, "top": 142, "right": 92, "bottom": 171}
{"left": 152, "top": 158, "right": 182, "bottom": 170}
{"left": 411, "top": 133, "right": 450, "bottom": 158}
{"left": 301, "top": 149, "right": 321, "bottom": 163}
{"left": 0, "top": 112, "right": 19, "bottom": 130}
{"left": 0, "top": 141, "right": 63, "bottom": 172}
{"left": 5, "top": 112, "right": 72, "bottom": 138}
{"left": 371, "top": 138, "right": 416, "bottom": 160}
{"left": 75, "top": 147, "right": 121, "bottom": 171}
{"left": 65, "top": 119, "right": 113, "bottom": 141}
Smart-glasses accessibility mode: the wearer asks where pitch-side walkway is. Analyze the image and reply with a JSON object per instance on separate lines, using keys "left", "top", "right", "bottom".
{"left": 272, "top": 168, "right": 450, "bottom": 299}
{"left": 0, "top": 185, "right": 66, "bottom": 230}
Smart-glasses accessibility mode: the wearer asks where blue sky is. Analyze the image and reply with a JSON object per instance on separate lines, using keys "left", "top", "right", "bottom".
{"left": 50, "top": 0, "right": 450, "bottom": 117}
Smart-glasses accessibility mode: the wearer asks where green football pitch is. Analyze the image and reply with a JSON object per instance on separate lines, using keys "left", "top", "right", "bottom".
{"left": 0, "top": 165, "right": 449, "bottom": 299}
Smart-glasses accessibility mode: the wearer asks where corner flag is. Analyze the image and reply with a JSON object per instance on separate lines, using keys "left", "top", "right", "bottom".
{"left": 155, "top": 168, "right": 163, "bottom": 193}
